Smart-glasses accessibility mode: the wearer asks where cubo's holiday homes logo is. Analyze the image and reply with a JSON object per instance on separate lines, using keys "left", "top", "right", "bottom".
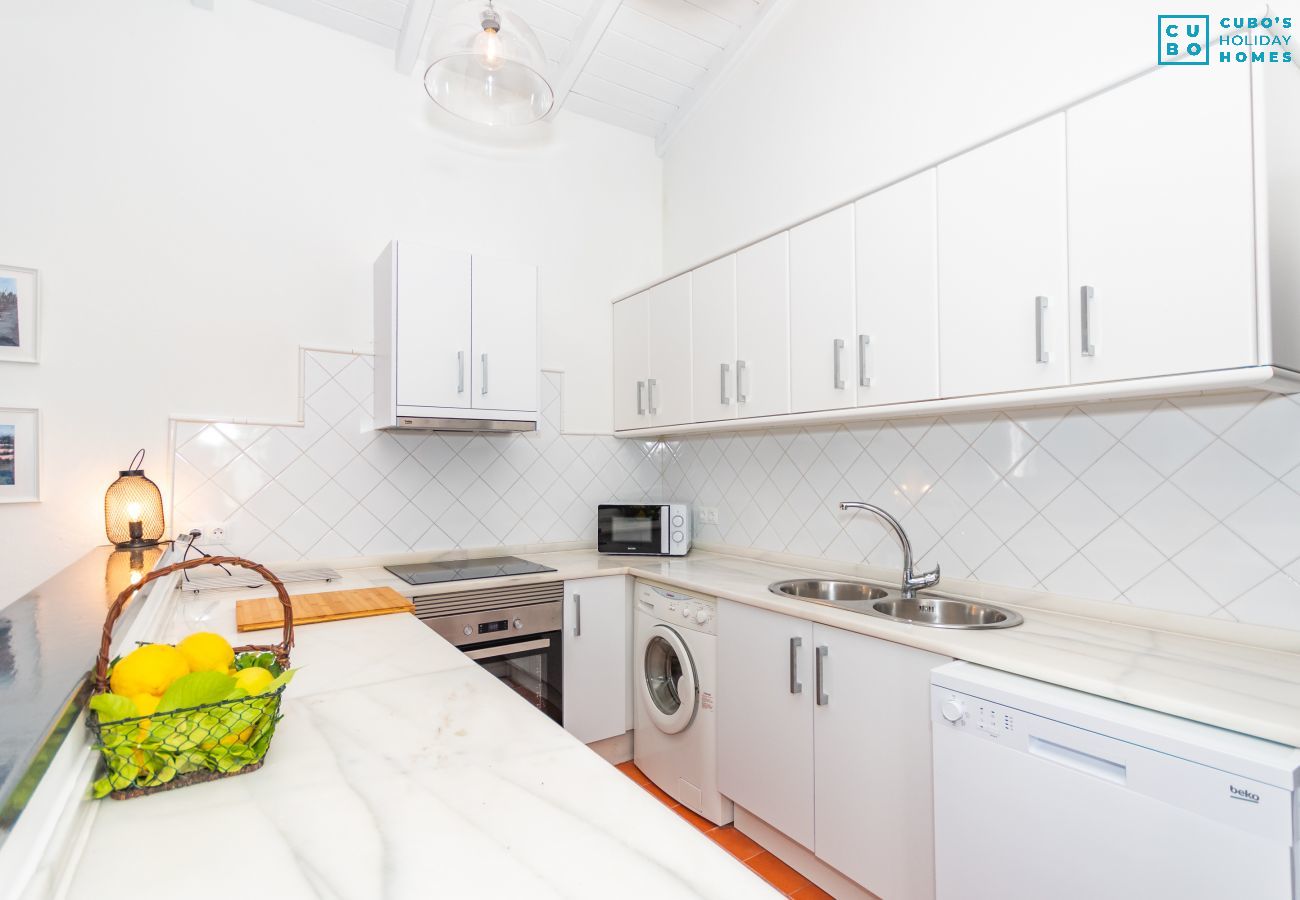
{"left": 1159, "top": 15, "right": 1210, "bottom": 64}
{"left": 1159, "top": 14, "right": 1294, "bottom": 65}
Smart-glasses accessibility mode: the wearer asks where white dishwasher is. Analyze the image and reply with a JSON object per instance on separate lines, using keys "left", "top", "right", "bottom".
{"left": 931, "top": 662, "right": 1300, "bottom": 900}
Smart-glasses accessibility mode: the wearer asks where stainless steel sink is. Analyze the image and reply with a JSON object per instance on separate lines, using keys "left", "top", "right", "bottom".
{"left": 769, "top": 579, "right": 891, "bottom": 605}
{"left": 868, "top": 596, "right": 1023, "bottom": 629}
{"left": 769, "top": 579, "right": 1023, "bottom": 629}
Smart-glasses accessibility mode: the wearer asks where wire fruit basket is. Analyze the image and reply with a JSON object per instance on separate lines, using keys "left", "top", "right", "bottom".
{"left": 87, "top": 556, "right": 296, "bottom": 800}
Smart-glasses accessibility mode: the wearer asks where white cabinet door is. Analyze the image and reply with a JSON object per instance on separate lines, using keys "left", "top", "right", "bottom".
{"left": 395, "top": 243, "right": 471, "bottom": 409}
{"left": 938, "top": 116, "right": 1070, "bottom": 397}
{"left": 471, "top": 255, "right": 538, "bottom": 412}
{"left": 812, "top": 624, "right": 950, "bottom": 900}
{"left": 1067, "top": 64, "right": 1256, "bottom": 384}
{"left": 716, "top": 600, "right": 815, "bottom": 849}
{"left": 856, "top": 171, "right": 941, "bottom": 406}
{"left": 562, "top": 576, "right": 630, "bottom": 745}
{"left": 613, "top": 292, "right": 650, "bottom": 431}
{"left": 736, "top": 233, "right": 791, "bottom": 419}
{"left": 648, "top": 273, "right": 693, "bottom": 427}
{"left": 790, "top": 206, "right": 856, "bottom": 413}
{"left": 691, "top": 255, "right": 738, "bottom": 423}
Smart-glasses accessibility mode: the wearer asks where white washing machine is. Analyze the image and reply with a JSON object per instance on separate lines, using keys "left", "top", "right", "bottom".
{"left": 633, "top": 580, "right": 734, "bottom": 826}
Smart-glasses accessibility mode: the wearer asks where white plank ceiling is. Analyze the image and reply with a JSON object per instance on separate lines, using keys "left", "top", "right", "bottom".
{"left": 244, "top": 0, "right": 781, "bottom": 151}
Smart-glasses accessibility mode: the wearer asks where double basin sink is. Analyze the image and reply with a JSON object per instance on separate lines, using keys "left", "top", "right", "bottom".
{"left": 769, "top": 579, "right": 1023, "bottom": 630}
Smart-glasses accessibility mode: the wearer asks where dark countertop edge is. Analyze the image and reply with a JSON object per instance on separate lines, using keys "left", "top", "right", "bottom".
{"left": 0, "top": 544, "right": 172, "bottom": 851}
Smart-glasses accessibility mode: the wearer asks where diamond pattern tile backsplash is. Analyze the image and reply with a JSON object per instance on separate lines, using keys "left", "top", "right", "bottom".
{"left": 663, "top": 392, "right": 1300, "bottom": 632}
{"left": 172, "top": 350, "right": 1300, "bottom": 632}
{"left": 171, "top": 351, "right": 661, "bottom": 562}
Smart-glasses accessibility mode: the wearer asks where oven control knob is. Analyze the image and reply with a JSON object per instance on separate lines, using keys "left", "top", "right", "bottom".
{"left": 672, "top": 514, "right": 684, "bottom": 527}
{"left": 941, "top": 698, "right": 966, "bottom": 723}
{"left": 673, "top": 531, "right": 684, "bottom": 543}
{"left": 463, "top": 625, "right": 473, "bottom": 637}
{"left": 695, "top": 609, "right": 709, "bottom": 625}
{"left": 513, "top": 618, "right": 524, "bottom": 630}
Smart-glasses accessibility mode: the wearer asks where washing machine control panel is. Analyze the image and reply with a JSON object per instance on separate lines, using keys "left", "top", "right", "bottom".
{"left": 635, "top": 582, "right": 718, "bottom": 635}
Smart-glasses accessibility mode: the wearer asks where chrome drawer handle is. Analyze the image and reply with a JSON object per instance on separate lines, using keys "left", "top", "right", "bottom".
{"left": 1081, "top": 286, "right": 1096, "bottom": 357}
{"left": 1035, "top": 296, "right": 1050, "bottom": 364}
{"left": 833, "top": 338, "right": 845, "bottom": 390}
{"left": 858, "top": 334, "right": 872, "bottom": 387}
{"left": 815, "top": 645, "right": 829, "bottom": 706}
{"left": 789, "top": 636, "right": 802, "bottom": 694}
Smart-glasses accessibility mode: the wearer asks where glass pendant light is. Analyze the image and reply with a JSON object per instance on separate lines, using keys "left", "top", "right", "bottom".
{"left": 424, "top": 0, "right": 554, "bottom": 126}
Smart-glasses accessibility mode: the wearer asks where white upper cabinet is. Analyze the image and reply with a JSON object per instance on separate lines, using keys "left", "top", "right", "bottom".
{"left": 391, "top": 244, "right": 472, "bottom": 410}
{"left": 736, "top": 232, "right": 791, "bottom": 419}
{"left": 374, "top": 241, "right": 536, "bottom": 429}
{"left": 647, "top": 273, "right": 693, "bottom": 427}
{"left": 855, "top": 170, "right": 941, "bottom": 406}
{"left": 938, "top": 115, "right": 1070, "bottom": 398}
{"left": 691, "top": 255, "right": 739, "bottom": 423}
{"left": 1067, "top": 64, "right": 1256, "bottom": 384}
{"left": 790, "top": 206, "right": 856, "bottom": 413}
{"left": 613, "top": 291, "right": 650, "bottom": 432}
{"left": 471, "top": 255, "right": 538, "bottom": 413}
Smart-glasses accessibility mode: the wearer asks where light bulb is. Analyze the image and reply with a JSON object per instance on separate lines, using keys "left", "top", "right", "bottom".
{"left": 476, "top": 25, "right": 504, "bottom": 71}
{"left": 126, "top": 502, "right": 142, "bottom": 524}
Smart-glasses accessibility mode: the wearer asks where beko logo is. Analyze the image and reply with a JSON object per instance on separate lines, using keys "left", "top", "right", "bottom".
{"left": 1229, "top": 785, "right": 1260, "bottom": 804}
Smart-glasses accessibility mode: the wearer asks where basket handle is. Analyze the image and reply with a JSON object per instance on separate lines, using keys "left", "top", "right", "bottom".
{"left": 94, "top": 556, "right": 294, "bottom": 693}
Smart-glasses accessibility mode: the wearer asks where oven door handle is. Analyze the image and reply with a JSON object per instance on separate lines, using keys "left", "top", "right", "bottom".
{"left": 463, "top": 637, "right": 552, "bottom": 662}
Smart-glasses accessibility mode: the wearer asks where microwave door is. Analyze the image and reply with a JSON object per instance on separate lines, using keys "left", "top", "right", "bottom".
{"left": 600, "top": 505, "right": 662, "bottom": 554}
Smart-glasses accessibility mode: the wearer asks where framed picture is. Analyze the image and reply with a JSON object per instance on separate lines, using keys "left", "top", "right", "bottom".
{"left": 0, "top": 408, "right": 40, "bottom": 503}
{"left": 0, "top": 264, "right": 39, "bottom": 364}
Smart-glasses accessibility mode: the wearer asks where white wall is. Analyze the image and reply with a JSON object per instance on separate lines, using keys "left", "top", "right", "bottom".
{"left": 660, "top": 0, "right": 1259, "bottom": 268}
{"left": 0, "top": 0, "right": 662, "bottom": 603}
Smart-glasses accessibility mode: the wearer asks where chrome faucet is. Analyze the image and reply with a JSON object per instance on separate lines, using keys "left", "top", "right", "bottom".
{"left": 839, "top": 500, "right": 940, "bottom": 599}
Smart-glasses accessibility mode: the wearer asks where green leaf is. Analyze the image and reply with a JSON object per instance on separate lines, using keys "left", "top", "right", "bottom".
{"left": 156, "top": 671, "right": 237, "bottom": 713}
{"left": 89, "top": 693, "right": 139, "bottom": 723}
{"left": 262, "top": 668, "right": 297, "bottom": 695}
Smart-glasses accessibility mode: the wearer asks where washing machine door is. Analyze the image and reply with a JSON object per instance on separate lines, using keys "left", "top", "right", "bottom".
{"left": 639, "top": 623, "right": 699, "bottom": 735}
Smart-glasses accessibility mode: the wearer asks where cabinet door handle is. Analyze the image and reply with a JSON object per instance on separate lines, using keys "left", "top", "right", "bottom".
{"left": 573, "top": 594, "right": 581, "bottom": 637}
{"left": 1035, "top": 296, "right": 1050, "bottom": 364}
{"left": 720, "top": 362, "right": 731, "bottom": 405}
{"left": 480, "top": 353, "right": 488, "bottom": 395}
{"left": 833, "top": 338, "right": 845, "bottom": 390}
{"left": 736, "top": 360, "right": 748, "bottom": 404}
{"left": 647, "top": 378, "right": 658, "bottom": 415}
{"left": 858, "top": 334, "right": 872, "bottom": 387}
{"left": 789, "top": 636, "right": 803, "bottom": 694}
{"left": 636, "top": 381, "right": 645, "bottom": 415}
{"left": 457, "top": 350, "right": 465, "bottom": 393}
{"left": 815, "top": 645, "right": 829, "bottom": 706}
{"left": 1080, "top": 286, "right": 1096, "bottom": 357}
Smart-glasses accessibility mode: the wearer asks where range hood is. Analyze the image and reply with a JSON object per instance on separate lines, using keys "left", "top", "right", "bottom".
{"left": 381, "top": 414, "right": 536, "bottom": 433}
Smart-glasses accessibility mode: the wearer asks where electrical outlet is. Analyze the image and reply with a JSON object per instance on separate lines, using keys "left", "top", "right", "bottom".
{"left": 697, "top": 507, "right": 719, "bottom": 525}
{"left": 205, "top": 524, "right": 229, "bottom": 545}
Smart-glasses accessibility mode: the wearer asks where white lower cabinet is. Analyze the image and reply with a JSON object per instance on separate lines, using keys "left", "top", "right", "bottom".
{"left": 813, "top": 625, "right": 949, "bottom": 900}
{"left": 717, "top": 600, "right": 950, "bottom": 899}
{"left": 562, "top": 576, "right": 630, "bottom": 745}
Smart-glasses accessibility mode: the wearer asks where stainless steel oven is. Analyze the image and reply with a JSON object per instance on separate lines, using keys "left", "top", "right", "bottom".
{"left": 412, "top": 581, "right": 563, "bottom": 724}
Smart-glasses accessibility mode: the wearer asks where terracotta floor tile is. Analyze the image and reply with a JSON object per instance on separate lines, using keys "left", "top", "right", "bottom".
{"left": 709, "top": 826, "right": 765, "bottom": 862}
{"left": 788, "top": 882, "right": 835, "bottom": 899}
{"left": 616, "top": 761, "right": 651, "bottom": 785}
{"left": 639, "top": 779, "right": 680, "bottom": 808}
{"left": 744, "top": 851, "right": 811, "bottom": 895}
{"left": 673, "top": 803, "right": 719, "bottom": 832}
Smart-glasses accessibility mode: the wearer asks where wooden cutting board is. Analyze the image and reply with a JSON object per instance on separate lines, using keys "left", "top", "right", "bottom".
{"left": 235, "top": 587, "right": 414, "bottom": 633}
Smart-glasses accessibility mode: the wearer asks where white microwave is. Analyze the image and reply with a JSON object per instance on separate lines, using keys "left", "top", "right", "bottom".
{"left": 597, "top": 504, "right": 692, "bottom": 556}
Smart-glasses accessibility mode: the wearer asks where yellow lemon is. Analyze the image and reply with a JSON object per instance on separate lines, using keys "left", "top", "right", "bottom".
{"left": 177, "top": 632, "right": 234, "bottom": 674}
{"left": 110, "top": 644, "right": 190, "bottom": 698}
{"left": 130, "top": 693, "right": 160, "bottom": 717}
{"left": 220, "top": 725, "right": 256, "bottom": 746}
{"left": 233, "top": 666, "right": 275, "bottom": 696}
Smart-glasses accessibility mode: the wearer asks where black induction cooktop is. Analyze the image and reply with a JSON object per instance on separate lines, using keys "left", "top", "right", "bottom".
{"left": 384, "top": 555, "right": 557, "bottom": 586}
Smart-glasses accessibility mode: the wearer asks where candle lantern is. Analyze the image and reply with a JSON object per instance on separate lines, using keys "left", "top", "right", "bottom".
{"left": 104, "top": 449, "right": 164, "bottom": 549}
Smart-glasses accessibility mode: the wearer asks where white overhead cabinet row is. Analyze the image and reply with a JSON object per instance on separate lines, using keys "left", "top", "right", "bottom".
{"left": 613, "top": 63, "right": 1298, "bottom": 434}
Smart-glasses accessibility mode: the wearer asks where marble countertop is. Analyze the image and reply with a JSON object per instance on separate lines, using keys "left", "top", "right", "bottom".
{"left": 66, "top": 572, "right": 777, "bottom": 900}
{"left": 62, "top": 543, "right": 1300, "bottom": 898}
{"left": 258, "top": 547, "right": 1300, "bottom": 748}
